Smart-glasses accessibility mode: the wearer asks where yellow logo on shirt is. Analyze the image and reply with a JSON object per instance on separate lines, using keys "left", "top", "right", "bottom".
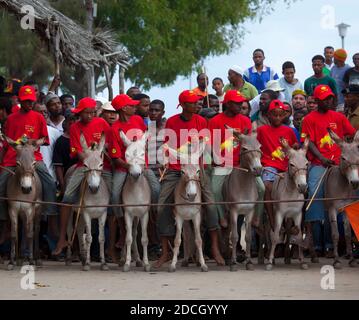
{"left": 220, "top": 137, "right": 234, "bottom": 152}
{"left": 112, "top": 148, "right": 117, "bottom": 154}
{"left": 301, "top": 133, "right": 307, "bottom": 138}
{"left": 319, "top": 134, "right": 334, "bottom": 148}
{"left": 71, "top": 147, "right": 76, "bottom": 153}
{"left": 271, "top": 146, "right": 285, "bottom": 161}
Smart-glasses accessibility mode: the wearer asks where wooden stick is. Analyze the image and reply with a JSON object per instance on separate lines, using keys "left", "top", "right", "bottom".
{"left": 70, "top": 179, "right": 87, "bottom": 245}
{"left": 305, "top": 156, "right": 334, "bottom": 212}
{"left": 0, "top": 165, "right": 15, "bottom": 175}
{"left": 159, "top": 166, "right": 167, "bottom": 182}
{"left": 233, "top": 167, "right": 249, "bottom": 172}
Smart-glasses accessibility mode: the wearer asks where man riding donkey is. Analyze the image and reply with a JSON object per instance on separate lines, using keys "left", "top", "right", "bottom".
{"left": 53, "top": 97, "right": 112, "bottom": 255}
{"left": 106, "top": 94, "right": 160, "bottom": 262}
{"left": 155, "top": 90, "right": 225, "bottom": 268}
{"left": 301, "top": 84, "right": 356, "bottom": 260}
{"left": 0, "top": 85, "right": 57, "bottom": 226}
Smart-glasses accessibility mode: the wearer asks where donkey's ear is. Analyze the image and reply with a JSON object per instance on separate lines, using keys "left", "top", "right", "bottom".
{"left": 225, "top": 124, "right": 243, "bottom": 142}
{"left": 327, "top": 128, "right": 342, "bottom": 146}
{"left": 353, "top": 130, "right": 359, "bottom": 144}
{"left": 302, "top": 137, "right": 310, "bottom": 154}
{"left": 33, "top": 137, "right": 46, "bottom": 147}
{"left": 252, "top": 121, "right": 258, "bottom": 133}
{"left": 120, "top": 130, "right": 132, "bottom": 147}
{"left": 97, "top": 133, "right": 106, "bottom": 153}
{"left": 80, "top": 132, "right": 89, "bottom": 152}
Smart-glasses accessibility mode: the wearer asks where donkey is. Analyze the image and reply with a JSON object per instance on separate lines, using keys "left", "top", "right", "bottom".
{"left": 324, "top": 129, "right": 359, "bottom": 269}
{"left": 222, "top": 128, "right": 263, "bottom": 271}
{"left": 166, "top": 141, "right": 208, "bottom": 272}
{"left": 70, "top": 133, "right": 110, "bottom": 271}
{"left": 4, "top": 137, "right": 44, "bottom": 270}
{"left": 120, "top": 131, "right": 151, "bottom": 272}
{"left": 266, "top": 137, "right": 309, "bottom": 270}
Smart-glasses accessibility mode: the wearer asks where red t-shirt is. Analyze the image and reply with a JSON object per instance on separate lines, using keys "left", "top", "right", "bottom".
{"left": 2, "top": 110, "right": 49, "bottom": 167}
{"left": 69, "top": 117, "right": 111, "bottom": 169}
{"left": 257, "top": 125, "right": 297, "bottom": 171}
{"left": 208, "top": 113, "right": 252, "bottom": 167}
{"left": 108, "top": 115, "right": 147, "bottom": 172}
{"left": 164, "top": 113, "right": 208, "bottom": 171}
{"left": 301, "top": 110, "right": 356, "bottom": 165}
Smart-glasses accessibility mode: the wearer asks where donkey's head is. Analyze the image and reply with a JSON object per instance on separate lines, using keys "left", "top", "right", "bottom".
{"left": 4, "top": 136, "right": 45, "bottom": 194}
{"left": 120, "top": 131, "right": 148, "bottom": 179}
{"left": 328, "top": 129, "right": 359, "bottom": 189}
{"left": 80, "top": 133, "right": 106, "bottom": 194}
{"left": 167, "top": 140, "right": 205, "bottom": 202}
{"left": 280, "top": 137, "right": 309, "bottom": 194}
{"left": 227, "top": 124, "right": 262, "bottom": 176}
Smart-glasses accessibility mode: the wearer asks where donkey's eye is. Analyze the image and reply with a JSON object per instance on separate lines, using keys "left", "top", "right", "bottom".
{"left": 32, "top": 161, "right": 36, "bottom": 166}
{"left": 16, "top": 161, "right": 21, "bottom": 166}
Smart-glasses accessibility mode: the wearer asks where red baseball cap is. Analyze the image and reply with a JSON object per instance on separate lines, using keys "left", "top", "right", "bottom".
{"left": 72, "top": 97, "right": 97, "bottom": 114}
{"left": 223, "top": 90, "right": 247, "bottom": 104}
{"left": 313, "top": 85, "right": 335, "bottom": 101}
{"left": 268, "top": 99, "right": 288, "bottom": 112}
{"left": 111, "top": 94, "right": 140, "bottom": 110}
{"left": 18, "top": 85, "right": 37, "bottom": 102}
{"left": 177, "top": 90, "right": 202, "bottom": 108}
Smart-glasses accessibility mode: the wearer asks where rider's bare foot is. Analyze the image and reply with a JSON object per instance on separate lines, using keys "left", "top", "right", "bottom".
{"left": 154, "top": 254, "right": 171, "bottom": 268}
{"left": 211, "top": 248, "right": 225, "bottom": 266}
{"left": 52, "top": 239, "right": 68, "bottom": 256}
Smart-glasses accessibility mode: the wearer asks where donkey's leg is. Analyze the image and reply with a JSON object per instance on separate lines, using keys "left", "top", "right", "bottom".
{"left": 132, "top": 217, "right": 142, "bottom": 267}
{"left": 266, "top": 212, "right": 283, "bottom": 271}
{"left": 328, "top": 207, "right": 341, "bottom": 269}
{"left": 230, "top": 209, "right": 239, "bottom": 271}
{"left": 66, "top": 211, "right": 74, "bottom": 266}
{"left": 293, "top": 214, "right": 308, "bottom": 270}
{"left": 169, "top": 216, "right": 183, "bottom": 272}
{"left": 343, "top": 213, "right": 355, "bottom": 267}
{"left": 83, "top": 214, "right": 92, "bottom": 271}
{"left": 77, "top": 217, "right": 86, "bottom": 266}
{"left": 25, "top": 207, "right": 35, "bottom": 266}
{"left": 193, "top": 213, "right": 207, "bottom": 272}
{"left": 123, "top": 213, "right": 133, "bottom": 272}
{"left": 34, "top": 207, "right": 42, "bottom": 267}
{"left": 8, "top": 208, "right": 18, "bottom": 270}
{"left": 245, "top": 212, "right": 255, "bottom": 270}
{"left": 99, "top": 213, "right": 109, "bottom": 271}
{"left": 140, "top": 212, "right": 150, "bottom": 272}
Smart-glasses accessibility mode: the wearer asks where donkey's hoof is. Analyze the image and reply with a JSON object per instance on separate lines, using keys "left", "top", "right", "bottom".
{"left": 284, "top": 258, "right": 291, "bottom": 265}
{"left": 246, "top": 262, "right": 254, "bottom": 271}
{"left": 168, "top": 265, "right": 176, "bottom": 273}
{"left": 301, "top": 263, "right": 308, "bottom": 270}
{"left": 265, "top": 263, "right": 273, "bottom": 271}
{"left": 83, "top": 264, "right": 91, "bottom": 271}
{"left": 136, "top": 260, "right": 143, "bottom": 268}
{"left": 144, "top": 264, "right": 151, "bottom": 272}
{"left": 181, "top": 260, "right": 189, "bottom": 267}
{"left": 118, "top": 259, "right": 125, "bottom": 267}
{"left": 123, "top": 264, "right": 130, "bottom": 272}
{"left": 101, "top": 264, "right": 109, "bottom": 271}
{"left": 349, "top": 259, "right": 357, "bottom": 268}
{"left": 229, "top": 264, "right": 237, "bottom": 272}
{"left": 333, "top": 261, "right": 342, "bottom": 269}
{"left": 201, "top": 264, "right": 208, "bottom": 272}
{"left": 311, "top": 257, "right": 319, "bottom": 263}
{"left": 7, "top": 263, "right": 14, "bottom": 271}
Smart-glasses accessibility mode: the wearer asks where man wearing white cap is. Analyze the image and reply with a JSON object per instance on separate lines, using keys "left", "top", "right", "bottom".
{"left": 223, "top": 65, "right": 258, "bottom": 101}
{"left": 249, "top": 80, "right": 286, "bottom": 117}
{"left": 100, "top": 101, "right": 119, "bottom": 126}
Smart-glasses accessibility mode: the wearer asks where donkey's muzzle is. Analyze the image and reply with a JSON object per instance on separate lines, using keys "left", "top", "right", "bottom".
{"left": 21, "top": 186, "right": 32, "bottom": 194}
{"left": 187, "top": 193, "right": 197, "bottom": 202}
{"left": 297, "top": 184, "right": 307, "bottom": 194}
{"left": 89, "top": 185, "right": 99, "bottom": 194}
{"left": 253, "top": 166, "right": 263, "bottom": 177}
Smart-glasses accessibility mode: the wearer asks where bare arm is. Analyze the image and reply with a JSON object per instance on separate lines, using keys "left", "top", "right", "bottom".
{"left": 54, "top": 166, "right": 65, "bottom": 195}
{"left": 308, "top": 141, "right": 335, "bottom": 167}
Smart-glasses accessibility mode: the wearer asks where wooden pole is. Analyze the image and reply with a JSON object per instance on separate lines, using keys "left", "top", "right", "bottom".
{"left": 103, "top": 57, "right": 113, "bottom": 100}
{"left": 119, "top": 65, "right": 125, "bottom": 94}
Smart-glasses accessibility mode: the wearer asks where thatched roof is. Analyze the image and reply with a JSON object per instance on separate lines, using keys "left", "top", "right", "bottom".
{"left": 0, "top": 0, "right": 130, "bottom": 69}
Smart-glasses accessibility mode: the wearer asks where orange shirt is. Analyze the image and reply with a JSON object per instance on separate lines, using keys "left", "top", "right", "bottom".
{"left": 192, "top": 87, "right": 207, "bottom": 97}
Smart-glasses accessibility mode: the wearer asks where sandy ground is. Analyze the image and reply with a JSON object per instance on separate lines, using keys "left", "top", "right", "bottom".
{"left": 0, "top": 257, "right": 358, "bottom": 300}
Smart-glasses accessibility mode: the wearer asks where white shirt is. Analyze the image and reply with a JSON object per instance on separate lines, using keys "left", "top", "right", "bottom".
{"left": 249, "top": 91, "right": 286, "bottom": 117}
{"left": 47, "top": 118, "right": 64, "bottom": 134}
{"left": 40, "top": 126, "right": 62, "bottom": 181}
{"left": 278, "top": 77, "right": 304, "bottom": 103}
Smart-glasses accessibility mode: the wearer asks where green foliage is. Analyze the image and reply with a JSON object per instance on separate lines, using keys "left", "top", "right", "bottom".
{"left": 0, "top": 0, "right": 295, "bottom": 96}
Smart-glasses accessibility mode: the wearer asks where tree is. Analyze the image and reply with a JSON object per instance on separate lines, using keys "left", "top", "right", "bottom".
{"left": 0, "top": 0, "right": 294, "bottom": 97}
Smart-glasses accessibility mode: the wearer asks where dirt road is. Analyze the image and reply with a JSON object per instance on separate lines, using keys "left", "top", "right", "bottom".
{"left": 0, "top": 258, "right": 358, "bottom": 300}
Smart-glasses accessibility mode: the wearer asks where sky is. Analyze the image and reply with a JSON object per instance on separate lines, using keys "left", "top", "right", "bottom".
{"left": 97, "top": 0, "right": 359, "bottom": 117}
